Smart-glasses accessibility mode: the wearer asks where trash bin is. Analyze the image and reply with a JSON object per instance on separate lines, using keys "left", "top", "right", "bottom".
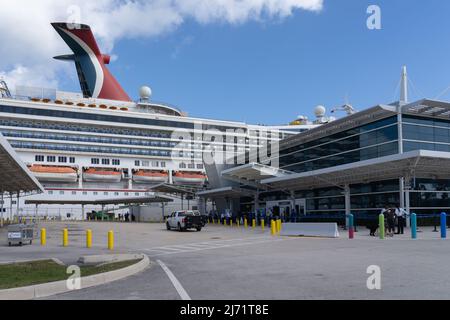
{"left": 7, "top": 224, "right": 35, "bottom": 246}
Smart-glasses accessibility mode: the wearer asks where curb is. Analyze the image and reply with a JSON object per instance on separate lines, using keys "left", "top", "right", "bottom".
{"left": 0, "top": 254, "right": 150, "bottom": 300}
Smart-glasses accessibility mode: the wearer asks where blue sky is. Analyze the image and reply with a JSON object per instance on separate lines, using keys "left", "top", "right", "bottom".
{"left": 60, "top": 0, "right": 450, "bottom": 125}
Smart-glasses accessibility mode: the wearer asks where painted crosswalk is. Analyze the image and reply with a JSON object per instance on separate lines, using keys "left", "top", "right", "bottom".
{"left": 140, "top": 236, "right": 285, "bottom": 256}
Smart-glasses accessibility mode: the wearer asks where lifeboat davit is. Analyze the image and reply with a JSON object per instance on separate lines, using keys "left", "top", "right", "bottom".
{"left": 172, "top": 171, "right": 207, "bottom": 185}
{"left": 29, "top": 165, "right": 78, "bottom": 182}
{"left": 83, "top": 168, "right": 122, "bottom": 182}
{"left": 133, "top": 170, "right": 169, "bottom": 184}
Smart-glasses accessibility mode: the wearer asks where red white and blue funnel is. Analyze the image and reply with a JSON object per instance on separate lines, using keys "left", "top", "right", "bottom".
{"left": 52, "top": 22, "right": 131, "bottom": 102}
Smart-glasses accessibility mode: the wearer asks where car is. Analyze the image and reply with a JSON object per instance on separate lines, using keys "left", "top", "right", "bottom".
{"left": 166, "top": 210, "right": 203, "bottom": 232}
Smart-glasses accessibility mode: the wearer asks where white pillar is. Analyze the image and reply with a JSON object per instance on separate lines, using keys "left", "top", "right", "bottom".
{"left": 399, "top": 177, "right": 405, "bottom": 209}
{"left": 168, "top": 170, "right": 173, "bottom": 185}
{"left": 78, "top": 168, "right": 83, "bottom": 188}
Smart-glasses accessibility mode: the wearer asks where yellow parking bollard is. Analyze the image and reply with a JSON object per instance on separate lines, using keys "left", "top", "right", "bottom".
{"left": 62, "top": 228, "right": 68, "bottom": 247}
{"left": 86, "top": 229, "right": 92, "bottom": 248}
{"left": 237, "top": 219, "right": 240, "bottom": 227}
{"left": 252, "top": 219, "right": 256, "bottom": 229}
{"left": 261, "top": 219, "right": 265, "bottom": 232}
{"left": 40, "top": 228, "right": 46, "bottom": 246}
{"left": 230, "top": 220, "right": 233, "bottom": 228}
{"left": 244, "top": 218, "right": 248, "bottom": 229}
{"left": 277, "top": 219, "right": 282, "bottom": 234}
{"left": 108, "top": 230, "right": 114, "bottom": 251}
{"left": 271, "top": 220, "right": 276, "bottom": 236}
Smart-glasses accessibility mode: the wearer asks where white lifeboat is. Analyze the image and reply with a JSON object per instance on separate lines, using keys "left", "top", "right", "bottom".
{"left": 83, "top": 168, "right": 122, "bottom": 182}
{"left": 133, "top": 170, "right": 169, "bottom": 184}
{"left": 172, "top": 171, "right": 207, "bottom": 185}
{"left": 29, "top": 165, "right": 78, "bottom": 183}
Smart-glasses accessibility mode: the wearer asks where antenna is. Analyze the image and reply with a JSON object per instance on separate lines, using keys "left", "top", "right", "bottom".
{"left": 400, "top": 66, "right": 408, "bottom": 104}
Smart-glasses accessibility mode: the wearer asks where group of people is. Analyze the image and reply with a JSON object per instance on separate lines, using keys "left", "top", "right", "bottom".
{"left": 117, "top": 212, "right": 135, "bottom": 222}
{"left": 368, "top": 205, "right": 408, "bottom": 237}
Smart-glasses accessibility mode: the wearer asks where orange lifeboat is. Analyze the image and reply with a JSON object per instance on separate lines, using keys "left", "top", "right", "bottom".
{"left": 83, "top": 168, "right": 122, "bottom": 182}
{"left": 172, "top": 171, "right": 207, "bottom": 185}
{"left": 133, "top": 170, "right": 168, "bottom": 184}
{"left": 28, "top": 165, "right": 78, "bottom": 182}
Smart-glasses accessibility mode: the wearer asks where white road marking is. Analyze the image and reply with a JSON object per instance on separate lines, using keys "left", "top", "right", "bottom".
{"left": 142, "top": 237, "right": 286, "bottom": 257}
{"left": 157, "top": 259, "right": 191, "bottom": 300}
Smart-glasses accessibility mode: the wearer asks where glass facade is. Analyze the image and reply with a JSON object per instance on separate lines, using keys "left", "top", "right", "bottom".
{"left": 403, "top": 115, "right": 450, "bottom": 152}
{"left": 278, "top": 116, "right": 398, "bottom": 173}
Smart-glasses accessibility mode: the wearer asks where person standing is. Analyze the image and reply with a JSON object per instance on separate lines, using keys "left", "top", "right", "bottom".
{"left": 386, "top": 206, "right": 397, "bottom": 237}
{"left": 395, "top": 206, "right": 407, "bottom": 234}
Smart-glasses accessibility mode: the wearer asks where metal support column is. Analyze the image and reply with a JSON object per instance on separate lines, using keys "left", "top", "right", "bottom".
{"left": 254, "top": 191, "right": 260, "bottom": 215}
{"left": 81, "top": 204, "right": 85, "bottom": 221}
{"left": 8, "top": 193, "right": 12, "bottom": 221}
{"left": 0, "top": 193, "right": 3, "bottom": 227}
{"left": 16, "top": 193, "right": 20, "bottom": 222}
{"left": 399, "top": 177, "right": 405, "bottom": 209}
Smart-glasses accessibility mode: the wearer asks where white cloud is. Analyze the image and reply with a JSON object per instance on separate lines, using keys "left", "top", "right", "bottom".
{"left": 0, "top": 0, "right": 323, "bottom": 91}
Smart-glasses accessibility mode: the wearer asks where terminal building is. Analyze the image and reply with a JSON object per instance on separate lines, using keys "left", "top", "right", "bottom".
{"left": 200, "top": 68, "right": 450, "bottom": 224}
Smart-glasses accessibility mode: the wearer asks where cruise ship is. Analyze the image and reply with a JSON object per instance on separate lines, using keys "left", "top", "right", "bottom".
{"left": 0, "top": 22, "right": 324, "bottom": 219}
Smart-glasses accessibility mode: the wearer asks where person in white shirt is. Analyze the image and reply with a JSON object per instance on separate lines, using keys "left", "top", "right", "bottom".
{"left": 395, "top": 206, "right": 408, "bottom": 234}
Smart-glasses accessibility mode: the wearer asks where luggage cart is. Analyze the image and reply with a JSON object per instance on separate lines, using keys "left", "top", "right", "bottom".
{"left": 7, "top": 224, "right": 35, "bottom": 246}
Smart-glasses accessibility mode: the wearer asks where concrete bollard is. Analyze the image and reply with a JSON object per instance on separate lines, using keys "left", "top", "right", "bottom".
{"left": 40, "top": 228, "right": 46, "bottom": 246}
{"left": 62, "top": 228, "right": 68, "bottom": 247}
{"left": 108, "top": 230, "right": 114, "bottom": 250}
{"left": 261, "top": 219, "right": 265, "bottom": 232}
{"left": 86, "top": 229, "right": 92, "bottom": 248}
{"left": 411, "top": 213, "right": 417, "bottom": 239}
{"left": 441, "top": 213, "right": 447, "bottom": 239}
{"left": 379, "top": 214, "right": 385, "bottom": 240}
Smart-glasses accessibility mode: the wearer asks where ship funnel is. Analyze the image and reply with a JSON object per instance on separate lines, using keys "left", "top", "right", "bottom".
{"left": 400, "top": 66, "right": 408, "bottom": 104}
{"left": 51, "top": 22, "right": 131, "bottom": 102}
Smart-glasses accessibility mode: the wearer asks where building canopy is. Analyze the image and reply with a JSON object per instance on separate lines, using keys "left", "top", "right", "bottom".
{"left": 0, "top": 134, "right": 43, "bottom": 194}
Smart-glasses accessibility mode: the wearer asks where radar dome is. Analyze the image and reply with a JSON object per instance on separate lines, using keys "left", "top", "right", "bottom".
{"left": 139, "top": 86, "right": 152, "bottom": 100}
{"left": 314, "top": 105, "right": 326, "bottom": 117}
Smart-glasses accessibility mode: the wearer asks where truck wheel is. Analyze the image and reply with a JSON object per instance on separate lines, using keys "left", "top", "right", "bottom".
{"left": 8, "top": 242, "right": 11, "bottom": 247}
{"left": 196, "top": 227, "right": 202, "bottom": 232}
{"left": 166, "top": 222, "right": 171, "bottom": 230}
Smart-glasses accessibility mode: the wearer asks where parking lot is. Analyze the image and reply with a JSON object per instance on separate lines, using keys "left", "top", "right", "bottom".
{"left": 1, "top": 221, "right": 450, "bottom": 300}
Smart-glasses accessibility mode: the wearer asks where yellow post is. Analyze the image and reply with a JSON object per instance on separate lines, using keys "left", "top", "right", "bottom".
{"left": 40, "top": 228, "right": 46, "bottom": 246}
{"left": 244, "top": 218, "right": 248, "bottom": 229}
{"left": 62, "top": 228, "right": 68, "bottom": 247}
{"left": 108, "top": 230, "right": 114, "bottom": 251}
{"left": 277, "top": 219, "right": 282, "bottom": 234}
{"left": 0, "top": 218, "right": 3, "bottom": 228}
{"left": 86, "top": 229, "right": 92, "bottom": 248}
{"left": 271, "top": 220, "right": 276, "bottom": 236}
{"left": 230, "top": 220, "right": 233, "bottom": 228}
{"left": 252, "top": 219, "right": 256, "bottom": 229}
{"left": 261, "top": 219, "right": 265, "bottom": 232}
{"left": 237, "top": 219, "right": 240, "bottom": 227}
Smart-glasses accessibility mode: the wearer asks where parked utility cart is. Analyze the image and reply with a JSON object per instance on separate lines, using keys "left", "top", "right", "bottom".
{"left": 166, "top": 210, "right": 203, "bottom": 232}
{"left": 7, "top": 224, "right": 35, "bottom": 246}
